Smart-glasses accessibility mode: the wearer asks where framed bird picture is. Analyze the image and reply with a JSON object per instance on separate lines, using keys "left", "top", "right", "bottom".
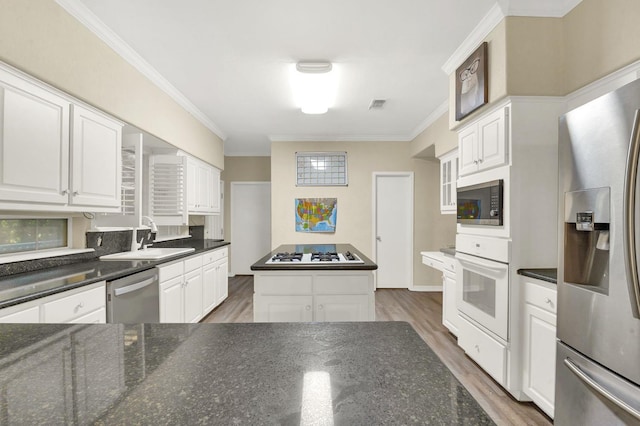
{"left": 455, "top": 42, "right": 488, "bottom": 121}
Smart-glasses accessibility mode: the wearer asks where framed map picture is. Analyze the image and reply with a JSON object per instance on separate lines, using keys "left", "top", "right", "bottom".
{"left": 455, "top": 42, "right": 488, "bottom": 121}
{"left": 295, "top": 198, "right": 337, "bottom": 232}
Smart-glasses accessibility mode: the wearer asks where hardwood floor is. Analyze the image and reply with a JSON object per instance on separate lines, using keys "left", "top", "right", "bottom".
{"left": 202, "top": 276, "right": 552, "bottom": 426}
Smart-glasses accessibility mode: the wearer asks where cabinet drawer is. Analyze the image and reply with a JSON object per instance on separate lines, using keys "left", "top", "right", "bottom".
{"left": 457, "top": 316, "right": 506, "bottom": 384}
{"left": 157, "top": 260, "right": 184, "bottom": 282}
{"left": 442, "top": 255, "right": 456, "bottom": 272}
{"left": 184, "top": 255, "right": 203, "bottom": 272}
{"left": 202, "top": 247, "right": 228, "bottom": 265}
{"left": 0, "top": 304, "right": 40, "bottom": 323}
{"left": 42, "top": 283, "right": 105, "bottom": 323}
{"left": 456, "top": 234, "right": 509, "bottom": 263}
{"left": 524, "top": 280, "right": 557, "bottom": 314}
{"left": 314, "top": 274, "right": 371, "bottom": 294}
{"left": 69, "top": 307, "right": 106, "bottom": 324}
{"left": 421, "top": 252, "right": 444, "bottom": 272}
{"left": 255, "top": 275, "right": 313, "bottom": 295}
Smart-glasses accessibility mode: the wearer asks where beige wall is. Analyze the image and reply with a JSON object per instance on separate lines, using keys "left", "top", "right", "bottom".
{"left": 0, "top": 0, "right": 224, "bottom": 169}
{"left": 564, "top": 0, "right": 640, "bottom": 93}
{"left": 449, "top": 20, "right": 508, "bottom": 129}
{"left": 221, "top": 156, "right": 271, "bottom": 242}
{"left": 410, "top": 112, "right": 458, "bottom": 159}
{"left": 271, "top": 141, "right": 455, "bottom": 287}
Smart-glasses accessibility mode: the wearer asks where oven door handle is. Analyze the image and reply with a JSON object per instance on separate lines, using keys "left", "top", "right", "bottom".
{"left": 455, "top": 252, "right": 508, "bottom": 272}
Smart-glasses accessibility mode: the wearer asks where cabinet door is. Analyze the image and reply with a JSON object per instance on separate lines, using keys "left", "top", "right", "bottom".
{"left": 215, "top": 258, "right": 229, "bottom": 306}
{"left": 314, "top": 294, "right": 370, "bottom": 322}
{"left": 202, "top": 263, "right": 217, "bottom": 315}
{"left": 477, "top": 107, "right": 507, "bottom": 171}
{"left": 523, "top": 303, "right": 556, "bottom": 418}
{"left": 442, "top": 271, "right": 458, "bottom": 336}
{"left": 186, "top": 157, "right": 199, "bottom": 212}
{"left": 160, "top": 276, "right": 183, "bottom": 323}
{"left": 183, "top": 268, "right": 203, "bottom": 323}
{"left": 0, "top": 71, "right": 70, "bottom": 205}
{"left": 458, "top": 125, "right": 478, "bottom": 176}
{"left": 253, "top": 295, "right": 313, "bottom": 322}
{"left": 209, "top": 167, "right": 221, "bottom": 213}
{"left": 439, "top": 150, "right": 458, "bottom": 214}
{"left": 70, "top": 105, "right": 122, "bottom": 209}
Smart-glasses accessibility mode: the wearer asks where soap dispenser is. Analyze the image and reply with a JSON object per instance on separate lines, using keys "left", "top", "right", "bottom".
{"left": 130, "top": 228, "right": 138, "bottom": 252}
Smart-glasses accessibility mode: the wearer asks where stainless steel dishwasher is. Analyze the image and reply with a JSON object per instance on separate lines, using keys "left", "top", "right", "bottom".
{"left": 106, "top": 268, "right": 160, "bottom": 323}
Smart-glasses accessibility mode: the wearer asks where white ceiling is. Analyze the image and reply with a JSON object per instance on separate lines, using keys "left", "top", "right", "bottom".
{"left": 68, "top": 0, "right": 576, "bottom": 156}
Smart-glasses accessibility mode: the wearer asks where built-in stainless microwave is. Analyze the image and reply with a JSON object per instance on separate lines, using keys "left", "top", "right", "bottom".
{"left": 456, "top": 179, "right": 503, "bottom": 226}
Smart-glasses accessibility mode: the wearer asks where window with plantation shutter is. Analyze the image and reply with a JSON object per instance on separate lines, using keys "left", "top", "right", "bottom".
{"left": 149, "top": 155, "right": 188, "bottom": 226}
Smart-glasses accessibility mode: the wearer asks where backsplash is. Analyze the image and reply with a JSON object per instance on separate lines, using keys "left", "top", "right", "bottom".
{"left": 86, "top": 229, "right": 154, "bottom": 257}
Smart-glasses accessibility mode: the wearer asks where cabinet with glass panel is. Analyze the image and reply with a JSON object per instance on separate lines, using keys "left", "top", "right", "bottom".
{"left": 438, "top": 149, "right": 458, "bottom": 214}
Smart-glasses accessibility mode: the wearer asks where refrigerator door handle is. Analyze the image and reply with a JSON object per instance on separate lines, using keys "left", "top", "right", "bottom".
{"left": 623, "top": 109, "right": 640, "bottom": 318}
{"left": 564, "top": 357, "right": 640, "bottom": 421}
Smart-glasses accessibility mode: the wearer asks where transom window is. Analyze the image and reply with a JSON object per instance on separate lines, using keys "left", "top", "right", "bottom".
{"left": 0, "top": 219, "right": 68, "bottom": 255}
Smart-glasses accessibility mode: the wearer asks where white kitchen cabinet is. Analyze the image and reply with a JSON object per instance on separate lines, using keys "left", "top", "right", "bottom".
{"left": 69, "top": 105, "right": 122, "bottom": 209}
{"left": 0, "top": 64, "right": 122, "bottom": 212}
{"left": 158, "top": 247, "right": 228, "bottom": 323}
{"left": 442, "top": 254, "right": 459, "bottom": 336}
{"left": 522, "top": 277, "right": 557, "bottom": 418}
{"left": 159, "top": 275, "right": 184, "bottom": 323}
{"left": 187, "top": 156, "right": 220, "bottom": 214}
{"left": 439, "top": 149, "right": 458, "bottom": 214}
{"left": 256, "top": 295, "right": 314, "bottom": 322}
{"left": 0, "top": 281, "right": 106, "bottom": 324}
{"left": 253, "top": 270, "right": 375, "bottom": 322}
{"left": 458, "top": 105, "right": 508, "bottom": 176}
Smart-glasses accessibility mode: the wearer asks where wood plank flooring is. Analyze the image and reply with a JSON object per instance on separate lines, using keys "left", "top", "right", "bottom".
{"left": 202, "top": 276, "right": 552, "bottom": 426}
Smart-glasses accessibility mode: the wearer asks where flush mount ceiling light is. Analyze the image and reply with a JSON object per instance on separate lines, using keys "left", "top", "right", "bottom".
{"left": 291, "top": 61, "right": 336, "bottom": 114}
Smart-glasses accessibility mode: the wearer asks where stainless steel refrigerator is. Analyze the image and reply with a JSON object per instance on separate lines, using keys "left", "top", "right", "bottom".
{"left": 557, "top": 78, "right": 640, "bottom": 425}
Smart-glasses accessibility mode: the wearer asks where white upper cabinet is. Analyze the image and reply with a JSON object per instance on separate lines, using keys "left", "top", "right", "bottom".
{"left": 458, "top": 105, "right": 509, "bottom": 176}
{"left": 438, "top": 149, "right": 458, "bottom": 214}
{"left": 0, "top": 64, "right": 122, "bottom": 212}
{"left": 0, "top": 68, "right": 70, "bottom": 206}
{"left": 186, "top": 155, "right": 220, "bottom": 215}
{"left": 70, "top": 105, "right": 122, "bottom": 209}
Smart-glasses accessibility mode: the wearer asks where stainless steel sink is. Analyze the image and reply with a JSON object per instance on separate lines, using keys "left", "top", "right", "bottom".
{"left": 99, "top": 247, "right": 195, "bottom": 261}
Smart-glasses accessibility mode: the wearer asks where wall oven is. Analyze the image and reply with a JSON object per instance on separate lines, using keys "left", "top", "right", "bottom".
{"left": 455, "top": 234, "right": 510, "bottom": 341}
{"left": 457, "top": 179, "right": 504, "bottom": 226}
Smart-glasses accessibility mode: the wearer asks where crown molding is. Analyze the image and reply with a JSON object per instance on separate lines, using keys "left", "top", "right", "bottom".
{"left": 55, "top": 0, "right": 226, "bottom": 140}
{"left": 269, "top": 134, "right": 412, "bottom": 143}
{"left": 441, "top": 4, "right": 504, "bottom": 76}
{"left": 499, "top": 0, "right": 583, "bottom": 18}
{"left": 409, "top": 100, "right": 449, "bottom": 140}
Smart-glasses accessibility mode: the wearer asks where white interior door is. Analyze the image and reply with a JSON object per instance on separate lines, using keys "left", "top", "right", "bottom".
{"left": 230, "top": 182, "right": 271, "bottom": 275}
{"left": 373, "top": 172, "right": 413, "bottom": 288}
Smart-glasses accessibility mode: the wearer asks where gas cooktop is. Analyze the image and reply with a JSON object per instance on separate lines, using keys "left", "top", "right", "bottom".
{"left": 266, "top": 251, "right": 364, "bottom": 264}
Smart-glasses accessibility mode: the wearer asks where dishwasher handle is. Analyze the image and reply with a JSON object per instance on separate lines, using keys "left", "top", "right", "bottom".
{"left": 113, "top": 276, "right": 157, "bottom": 297}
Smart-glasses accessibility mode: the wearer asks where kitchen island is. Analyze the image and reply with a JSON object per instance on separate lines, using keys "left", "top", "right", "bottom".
{"left": 0, "top": 321, "right": 493, "bottom": 425}
{"left": 251, "top": 244, "right": 377, "bottom": 322}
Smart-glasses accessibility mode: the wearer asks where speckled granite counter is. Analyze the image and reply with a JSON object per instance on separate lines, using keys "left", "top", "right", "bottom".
{"left": 0, "top": 240, "right": 229, "bottom": 309}
{"left": 517, "top": 268, "right": 557, "bottom": 284}
{"left": 0, "top": 321, "right": 493, "bottom": 425}
{"left": 251, "top": 243, "right": 377, "bottom": 271}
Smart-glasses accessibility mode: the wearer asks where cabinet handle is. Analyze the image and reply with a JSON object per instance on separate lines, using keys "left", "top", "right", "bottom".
{"left": 478, "top": 158, "right": 484, "bottom": 164}
{"left": 75, "top": 302, "right": 84, "bottom": 313}
{"left": 61, "top": 189, "right": 69, "bottom": 195}
{"left": 545, "top": 298, "right": 552, "bottom": 305}
{"left": 474, "top": 344, "right": 480, "bottom": 352}
{"left": 474, "top": 160, "right": 479, "bottom": 165}
{"left": 305, "top": 305, "right": 311, "bottom": 311}
{"left": 73, "top": 191, "right": 79, "bottom": 196}
{"left": 318, "top": 305, "right": 323, "bottom": 310}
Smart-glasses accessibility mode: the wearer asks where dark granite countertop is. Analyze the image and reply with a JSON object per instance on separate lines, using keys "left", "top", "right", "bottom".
{"left": 251, "top": 243, "right": 377, "bottom": 271}
{"left": 517, "top": 268, "right": 557, "bottom": 284}
{"left": 440, "top": 247, "right": 456, "bottom": 256}
{"left": 0, "top": 321, "right": 493, "bottom": 425}
{"left": 0, "top": 240, "right": 230, "bottom": 309}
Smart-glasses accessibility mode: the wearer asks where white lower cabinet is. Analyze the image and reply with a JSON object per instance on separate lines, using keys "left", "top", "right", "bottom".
{"left": 457, "top": 315, "right": 507, "bottom": 384}
{"left": 522, "top": 277, "right": 557, "bottom": 418}
{"left": 442, "top": 267, "right": 459, "bottom": 336}
{"left": 0, "top": 281, "right": 106, "bottom": 324}
{"left": 253, "top": 271, "right": 375, "bottom": 322}
{"left": 158, "top": 246, "right": 228, "bottom": 323}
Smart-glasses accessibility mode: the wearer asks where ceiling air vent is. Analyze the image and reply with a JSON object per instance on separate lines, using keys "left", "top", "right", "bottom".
{"left": 368, "top": 99, "right": 386, "bottom": 110}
